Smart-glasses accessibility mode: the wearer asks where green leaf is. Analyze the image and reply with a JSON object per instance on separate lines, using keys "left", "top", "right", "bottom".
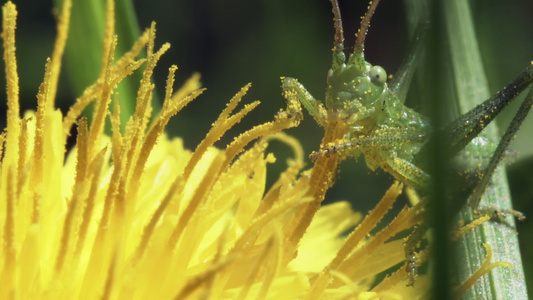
{"left": 54, "top": 0, "right": 159, "bottom": 131}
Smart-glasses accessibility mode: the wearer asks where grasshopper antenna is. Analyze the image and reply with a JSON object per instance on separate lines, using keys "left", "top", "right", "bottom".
{"left": 355, "top": 0, "right": 381, "bottom": 54}
{"left": 330, "top": 0, "right": 345, "bottom": 54}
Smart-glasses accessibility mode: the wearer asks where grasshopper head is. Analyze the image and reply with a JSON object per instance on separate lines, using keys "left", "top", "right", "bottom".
{"left": 325, "top": 0, "right": 387, "bottom": 120}
{"left": 326, "top": 52, "right": 387, "bottom": 114}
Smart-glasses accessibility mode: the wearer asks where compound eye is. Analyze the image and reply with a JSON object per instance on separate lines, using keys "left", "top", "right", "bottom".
{"left": 370, "top": 65, "right": 387, "bottom": 85}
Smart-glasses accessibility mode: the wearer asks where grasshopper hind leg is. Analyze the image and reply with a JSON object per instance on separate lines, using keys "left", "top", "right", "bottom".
{"left": 446, "top": 86, "right": 533, "bottom": 222}
{"left": 389, "top": 23, "right": 429, "bottom": 104}
{"left": 467, "top": 87, "right": 533, "bottom": 214}
{"left": 403, "top": 91, "right": 532, "bottom": 285}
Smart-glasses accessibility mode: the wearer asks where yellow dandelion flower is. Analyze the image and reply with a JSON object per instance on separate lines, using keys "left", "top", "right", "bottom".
{"left": 1, "top": 0, "right": 503, "bottom": 299}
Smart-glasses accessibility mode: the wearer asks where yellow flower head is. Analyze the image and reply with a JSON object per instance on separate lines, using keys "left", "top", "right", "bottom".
{"left": 2, "top": 0, "right": 504, "bottom": 299}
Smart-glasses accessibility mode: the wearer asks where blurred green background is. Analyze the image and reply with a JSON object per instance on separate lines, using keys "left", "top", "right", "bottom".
{"left": 1, "top": 0, "right": 533, "bottom": 294}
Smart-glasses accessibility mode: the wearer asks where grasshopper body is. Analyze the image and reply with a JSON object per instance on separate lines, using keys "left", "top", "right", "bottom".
{"left": 282, "top": 0, "right": 532, "bottom": 209}
{"left": 281, "top": 0, "right": 532, "bottom": 288}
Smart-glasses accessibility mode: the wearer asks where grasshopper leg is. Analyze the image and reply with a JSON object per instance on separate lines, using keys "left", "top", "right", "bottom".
{"left": 282, "top": 77, "right": 327, "bottom": 126}
{"left": 413, "top": 64, "right": 533, "bottom": 166}
{"left": 468, "top": 87, "right": 533, "bottom": 214}
{"left": 389, "top": 23, "right": 429, "bottom": 104}
{"left": 386, "top": 157, "right": 431, "bottom": 190}
{"left": 310, "top": 131, "right": 431, "bottom": 188}
{"left": 310, "top": 129, "right": 426, "bottom": 159}
{"left": 404, "top": 224, "right": 427, "bottom": 287}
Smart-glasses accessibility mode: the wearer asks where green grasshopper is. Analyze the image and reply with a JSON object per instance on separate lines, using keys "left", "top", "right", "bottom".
{"left": 282, "top": 0, "right": 533, "bottom": 285}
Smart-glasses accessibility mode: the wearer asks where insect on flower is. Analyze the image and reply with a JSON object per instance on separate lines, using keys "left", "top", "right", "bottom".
{"left": 281, "top": 0, "right": 533, "bottom": 286}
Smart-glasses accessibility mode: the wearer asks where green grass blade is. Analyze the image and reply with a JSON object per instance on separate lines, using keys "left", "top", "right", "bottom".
{"left": 405, "top": 0, "right": 527, "bottom": 298}
{"left": 444, "top": 1, "right": 527, "bottom": 299}
{"left": 54, "top": 0, "right": 159, "bottom": 131}
{"left": 54, "top": 0, "right": 105, "bottom": 102}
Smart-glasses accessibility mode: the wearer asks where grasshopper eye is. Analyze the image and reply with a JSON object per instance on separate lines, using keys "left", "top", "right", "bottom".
{"left": 370, "top": 65, "right": 387, "bottom": 85}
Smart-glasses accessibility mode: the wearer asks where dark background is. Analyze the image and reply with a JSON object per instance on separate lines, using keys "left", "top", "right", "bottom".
{"left": 2, "top": 0, "right": 533, "bottom": 294}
